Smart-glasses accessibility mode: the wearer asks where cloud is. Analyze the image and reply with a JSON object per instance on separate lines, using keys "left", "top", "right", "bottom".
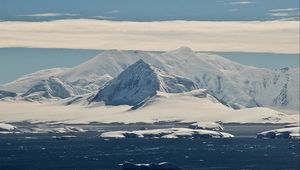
{"left": 228, "top": 9, "right": 239, "bottom": 12}
{"left": 275, "top": 17, "right": 299, "bottom": 21}
{"left": 19, "top": 13, "right": 78, "bottom": 17}
{"left": 269, "top": 8, "right": 298, "bottom": 12}
{"left": 107, "top": 10, "right": 120, "bottom": 14}
{"left": 269, "top": 12, "right": 292, "bottom": 17}
{"left": 267, "top": 8, "right": 299, "bottom": 19}
{"left": 0, "top": 19, "right": 298, "bottom": 54}
{"left": 92, "top": 16, "right": 116, "bottom": 20}
{"left": 227, "top": 1, "right": 255, "bottom": 5}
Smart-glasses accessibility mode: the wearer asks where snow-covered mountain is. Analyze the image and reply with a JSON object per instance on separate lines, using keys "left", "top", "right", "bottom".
{"left": 92, "top": 59, "right": 197, "bottom": 105}
{"left": 0, "top": 47, "right": 299, "bottom": 111}
{"left": 22, "top": 76, "right": 77, "bottom": 100}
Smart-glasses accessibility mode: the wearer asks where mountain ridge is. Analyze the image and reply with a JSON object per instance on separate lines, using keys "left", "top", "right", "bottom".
{"left": 0, "top": 47, "right": 298, "bottom": 111}
{"left": 21, "top": 76, "right": 77, "bottom": 100}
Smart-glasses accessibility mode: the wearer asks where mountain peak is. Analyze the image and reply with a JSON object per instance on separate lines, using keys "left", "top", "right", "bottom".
{"left": 135, "top": 59, "right": 148, "bottom": 65}
{"left": 131, "top": 59, "right": 151, "bottom": 69}
{"left": 170, "top": 46, "right": 194, "bottom": 54}
{"left": 91, "top": 60, "right": 159, "bottom": 105}
{"left": 178, "top": 46, "right": 193, "bottom": 51}
{"left": 101, "top": 49, "right": 121, "bottom": 54}
{"left": 91, "top": 60, "right": 197, "bottom": 106}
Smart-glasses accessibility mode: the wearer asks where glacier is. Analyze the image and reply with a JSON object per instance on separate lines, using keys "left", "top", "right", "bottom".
{"left": 0, "top": 89, "right": 296, "bottom": 124}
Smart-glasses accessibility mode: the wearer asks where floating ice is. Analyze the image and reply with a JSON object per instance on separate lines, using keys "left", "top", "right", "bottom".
{"left": 122, "top": 161, "right": 182, "bottom": 170}
{"left": 188, "top": 122, "right": 224, "bottom": 131}
{"left": 100, "top": 128, "right": 234, "bottom": 139}
{"left": 257, "top": 126, "right": 300, "bottom": 139}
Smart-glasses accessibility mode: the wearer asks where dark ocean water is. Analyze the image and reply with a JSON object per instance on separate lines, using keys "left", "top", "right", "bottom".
{"left": 0, "top": 133, "right": 299, "bottom": 170}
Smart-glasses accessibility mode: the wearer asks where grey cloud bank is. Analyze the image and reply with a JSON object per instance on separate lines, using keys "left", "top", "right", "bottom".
{"left": 0, "top": 19, "right": 298, "bottom": 54}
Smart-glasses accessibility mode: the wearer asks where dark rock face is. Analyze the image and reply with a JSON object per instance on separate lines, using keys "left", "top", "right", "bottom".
{"left": 92, "top": 60, "right": 197, "bottom": 106}
{"left": 273, "top": 83, "right": 289, "bottom": 106}
{"left": 257, "top": 131, "right": 293, "bottom": 139}
{"left": 0, "top": 90, "right": 17, "bottom": 99}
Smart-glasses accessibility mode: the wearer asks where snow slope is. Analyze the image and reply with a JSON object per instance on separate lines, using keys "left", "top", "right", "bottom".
{"left": 0, "top": 123, "right": 16, "bottom": 131}
{"left": 0, "top": 68, "right": 69, "bottom": 93}
{"left": 0, "top": 90, "right": 296, "bottom": 124}
{"left": 22, "top": 76, "right": 77, "bottom": 100}
{"left": 92, "top": 60, "right": 197, "bottom": 105}
{"left": 1, "top": 47, "right": 299, "bottom": 111}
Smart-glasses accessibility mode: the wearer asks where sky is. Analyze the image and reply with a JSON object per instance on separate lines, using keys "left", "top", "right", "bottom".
{"left": 0, "top": 0, "right": 299, "bottom": 84}
{"left": 1, "top": 0, "right": 299, "bottom": 21}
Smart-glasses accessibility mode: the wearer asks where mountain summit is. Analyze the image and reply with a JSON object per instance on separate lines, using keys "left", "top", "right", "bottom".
{"left": 91, "top": 59, "right": 197, "bottom": 105}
